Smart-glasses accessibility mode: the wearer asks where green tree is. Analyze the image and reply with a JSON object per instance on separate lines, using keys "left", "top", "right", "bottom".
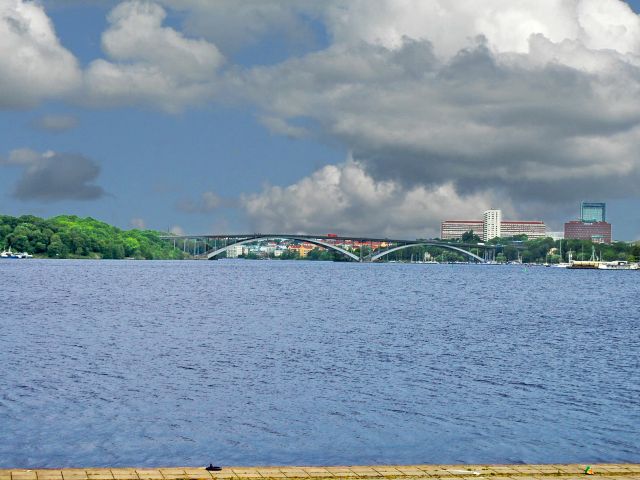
{"left": 461, "top": 230, "right": 481, "bottom": 243}
{"left": 47, "top": 234, "right": 68, "bottom": 257}
{"left": 123, "top": 237, "right": 141, "bottom": 257}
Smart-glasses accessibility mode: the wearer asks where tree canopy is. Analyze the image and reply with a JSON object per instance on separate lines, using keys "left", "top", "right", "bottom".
{"left": 0, "top": 214, "right": 186, "bottom": 260}
{"left": 461, "top": 230, "right": 481, "bottom": 243}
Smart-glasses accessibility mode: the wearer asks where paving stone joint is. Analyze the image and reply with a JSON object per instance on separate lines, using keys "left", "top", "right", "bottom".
{"left": 1, "top": 465, "right": 638, "bottom": 480}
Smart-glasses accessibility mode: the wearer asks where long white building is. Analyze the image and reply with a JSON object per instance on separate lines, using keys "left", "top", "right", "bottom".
{"left": 501, "top": 221, "right": 546, "bottom": 239}
{"left": 440, "top": 220, "right": 484, "bottom": 240}
{"left": 441, "top": 209, "right": 546, "bottom": 241}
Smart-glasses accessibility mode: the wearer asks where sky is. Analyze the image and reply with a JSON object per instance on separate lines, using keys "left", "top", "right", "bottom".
{"left": 1, "top": 0, "right": 640, "bottom": 240}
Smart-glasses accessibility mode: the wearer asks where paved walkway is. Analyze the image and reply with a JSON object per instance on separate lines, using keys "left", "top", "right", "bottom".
{"left": 1, "top": 465, "right": 639, "bottom": 480}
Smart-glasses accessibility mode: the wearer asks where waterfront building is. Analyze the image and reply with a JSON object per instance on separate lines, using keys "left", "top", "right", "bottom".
{"left": 441, "top": 220, "right": 484, "bottom": 240}
{"left": 273, "top": 248, "right": 284, "bottom": 257}
{"left": 226, "top": 244, "right": 249, "bottom": 258}
{"left": 442, "top": 210, "right": 546, "bottom": 241}
{"left": 287, "top": 242, "right": 317, "bottom": 258}
{"left": 259, "top": 242, "right": 279, "bottom": 256}
{"left": 503, "top": 220, "right": 547, "bottom": 239}
{"left": 564, "top": 220, "right": 612, "bottom": 244}
{"left": 500, "top": 221, "right": 547, "bottom": 239}
{"left": 483, "top": 209, "right": 502, "bottom": 241}
{"left": 581, "top": 201, "right": 606, "bottom": 222}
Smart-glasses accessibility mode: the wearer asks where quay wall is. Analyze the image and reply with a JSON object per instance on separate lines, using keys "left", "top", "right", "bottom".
{"left": 2, "top": 464, "right": 639, "bottom": 480}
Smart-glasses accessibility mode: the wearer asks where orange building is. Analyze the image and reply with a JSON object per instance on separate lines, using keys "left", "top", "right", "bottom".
{"left": 287, "top": 242, "right": 319, "bottom": 258}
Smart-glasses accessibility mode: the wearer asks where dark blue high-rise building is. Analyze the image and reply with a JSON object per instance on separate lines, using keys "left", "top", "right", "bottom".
{"left": 580, "top": 202, "right": 606, "bottom": 222}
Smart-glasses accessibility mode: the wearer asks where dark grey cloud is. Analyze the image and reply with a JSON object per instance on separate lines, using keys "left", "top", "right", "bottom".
{"left": 224, "top": 0, "right": 640, "bottom": 236}
{"left": 6, "top": 150, "right": 106, "bottom": 202}
{"left": 236, "top": 34, "right": 640, "bottom": 231}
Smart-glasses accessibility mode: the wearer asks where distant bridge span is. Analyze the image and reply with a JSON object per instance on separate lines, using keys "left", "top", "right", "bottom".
{"left": 161, "top": 233, "right": 492, "bottom": 263}
{"left": 370, "top": 242, "right": 485, "bottom": 263}
{"left": 203, "top": 236, "right": 360, "bottom": 261}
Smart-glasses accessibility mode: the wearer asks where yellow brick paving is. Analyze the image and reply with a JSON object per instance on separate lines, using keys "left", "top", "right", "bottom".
{"left": 0, "top": 465, "right": 639, "bottom": 480}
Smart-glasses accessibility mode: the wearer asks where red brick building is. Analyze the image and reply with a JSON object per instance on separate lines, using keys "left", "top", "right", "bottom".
{"left": 564, "top": 221, "right": 612, "bottom": 244}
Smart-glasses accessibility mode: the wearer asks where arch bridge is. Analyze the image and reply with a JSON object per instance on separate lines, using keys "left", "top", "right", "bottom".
{"left": 161, "top": 233, "right": 495, "bottom": 263}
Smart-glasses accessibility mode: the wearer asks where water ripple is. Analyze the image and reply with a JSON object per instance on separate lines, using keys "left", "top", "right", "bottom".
{"left": 0, "top": 260, "right": 638, "bottom": 467}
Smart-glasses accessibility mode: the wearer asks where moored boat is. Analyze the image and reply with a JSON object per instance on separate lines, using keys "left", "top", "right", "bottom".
{"left": 0, "top": 248, "right": 33, "bottom": 259}
{"left": 567, "top": 260, "right": 601, "bottom": 269}
{"left": 598, "top": 260, "right": 639, "bottom": 270}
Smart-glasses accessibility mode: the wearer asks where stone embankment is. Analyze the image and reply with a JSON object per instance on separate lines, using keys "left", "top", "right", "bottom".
{"left": 1, "top": 465, "right": 639, "bottom": 480}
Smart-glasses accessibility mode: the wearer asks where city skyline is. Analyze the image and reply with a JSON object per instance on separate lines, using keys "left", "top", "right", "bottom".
{"left": 442, "top": 201, "right": 616, "bottom": 243}
{"left": 2, "top": 1, "right": 640, "bottom": 240}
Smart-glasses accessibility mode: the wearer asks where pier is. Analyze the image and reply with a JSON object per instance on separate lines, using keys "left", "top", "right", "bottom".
{"left": 2, "top": 465, "right": 639, "bottom": 480}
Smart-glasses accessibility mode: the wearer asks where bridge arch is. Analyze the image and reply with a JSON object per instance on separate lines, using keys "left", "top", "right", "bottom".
{"left": 205, "top": 236, "right": 361, "bottom": 262}
{"left": 370, "top": 242, "right": 486, "bottom": 263}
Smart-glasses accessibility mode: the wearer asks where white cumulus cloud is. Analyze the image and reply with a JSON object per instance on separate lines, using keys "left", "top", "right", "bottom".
{"left": 85, "top": 0, "right": 224, "bottom": 111}
{"left": 323, "top": 0, "right": 640, "bottom": 57}
{"left": 0, "top": 0, "right": 81, "bottom": 109}
{"left": 232, "top": 0, "right": 640, "bottom": 232}
{"left": 242, "top": 160, "right": 504, "bottom": 238}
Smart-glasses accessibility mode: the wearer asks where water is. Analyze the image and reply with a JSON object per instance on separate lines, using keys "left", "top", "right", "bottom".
{"left": 0, "top": 260, "right": 638, "bottom": 468}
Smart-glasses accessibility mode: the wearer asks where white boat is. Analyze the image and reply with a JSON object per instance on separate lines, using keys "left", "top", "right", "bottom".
{"left": 598, "top": 261, "right": 639, "bottom": 270}
{"left": 555, "top": 250, "right": 572, "bottom": 268}
{"left": 0, "top": 248, "right": 32, "bottom": 259}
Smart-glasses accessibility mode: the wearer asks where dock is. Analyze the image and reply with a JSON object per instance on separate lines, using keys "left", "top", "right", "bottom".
{"left": 1, "top": 465, "right": 639, "bottom": 480}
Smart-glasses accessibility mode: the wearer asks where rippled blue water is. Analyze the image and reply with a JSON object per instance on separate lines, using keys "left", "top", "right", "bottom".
{"left": 0, "top": 260, "right": 638, "bottom": 468}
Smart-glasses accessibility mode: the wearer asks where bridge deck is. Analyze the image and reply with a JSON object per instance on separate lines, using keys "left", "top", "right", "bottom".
{"left": 2, "top": 464, "right": 638, "bottom": 480}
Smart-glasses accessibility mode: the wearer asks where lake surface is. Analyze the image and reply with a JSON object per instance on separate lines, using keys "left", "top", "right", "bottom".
{"left": 0, "top": 260, "right": 638, "bottom": 468}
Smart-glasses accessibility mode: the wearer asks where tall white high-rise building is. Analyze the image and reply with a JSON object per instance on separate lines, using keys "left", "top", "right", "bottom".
{"left": 483, "top": 209, "right": 502, "bottom": 241}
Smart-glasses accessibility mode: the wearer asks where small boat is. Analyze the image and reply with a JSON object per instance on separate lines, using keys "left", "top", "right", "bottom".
{"left": 0, "top": 248, "right": 32, "bottom": 259}
{"left": 598, "top": 261, "right": 639, "bottom": 270}
{"left": 1, "top": 248, "right": 16, "bottom": 259}
{"left": 555, "top": 249, "right": 572, "bottom": 268}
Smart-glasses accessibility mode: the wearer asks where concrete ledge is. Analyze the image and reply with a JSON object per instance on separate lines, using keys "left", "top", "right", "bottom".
{"left": 1, "top": 465, "right": 639, "bottom": 480}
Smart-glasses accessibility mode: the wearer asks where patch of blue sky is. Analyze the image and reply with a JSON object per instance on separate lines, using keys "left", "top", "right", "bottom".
{"left": 626, "top": 0, "right": 640, "bottom": 12}
{"left": 0, "top": 97, "right": 343, "bottom": 231}
{"left": 46, "top": 3, "right": 110, "bottom": 66}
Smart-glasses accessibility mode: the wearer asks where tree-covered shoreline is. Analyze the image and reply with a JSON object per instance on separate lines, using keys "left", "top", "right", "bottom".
{"left": 2, "top": 214, "right": 638, "bottom": 263}
{"left": 0, "top": 214, "right": 186, "bottom": 260}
